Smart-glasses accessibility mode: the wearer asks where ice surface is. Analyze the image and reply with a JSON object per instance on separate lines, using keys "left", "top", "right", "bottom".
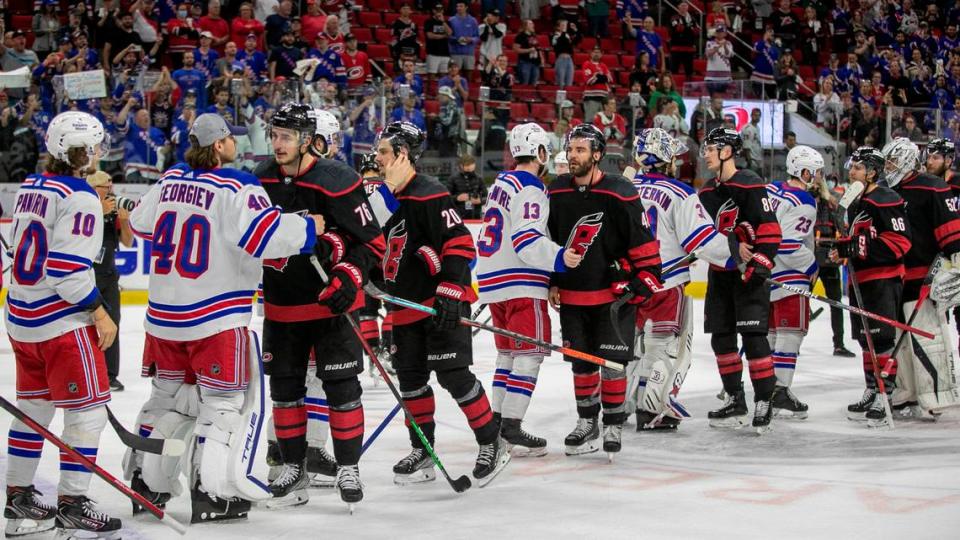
{"left": 2, "top": 302, "right": 959, "bottom": 539}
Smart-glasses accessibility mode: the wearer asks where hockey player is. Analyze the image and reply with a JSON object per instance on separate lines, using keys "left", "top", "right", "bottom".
{"left": 830, "top": 147, "right": 912, "bottom": 426}
{"left": 554, "top": 151, "right": 569, "bottom": 176}
{"left": 477, "top": 123, "right": 583, "bottom": 457}
{"left": 765, "top": 146, "right": 823, "bottom": 419}
{"left": 127, "top": 113, "right": 325, "bottom": 523}
{"left": 310, "top": 108, "right": 342, "bottom": 160}
{"left": 373, "top": 121, "right": 510, "bottom": 487}
{"left": 628, "top": 128, "right": 733, "bottom": 431}
{"left": 882, "top": 138, "right": 960, "bottom": 417}
{"left": 4, "top": 111, "right": 122, "bottom": 538}
{"left": 924, "top": 139, "right": 960, "bottom": 351}
{"left": 547, "top": 124, "right": 662, "bottom": 458}
{"left": 698, "top": 127, "right": 783, "bottom": 432}
{"left": 255, "top": 103, "right": 385, "bottom": 509}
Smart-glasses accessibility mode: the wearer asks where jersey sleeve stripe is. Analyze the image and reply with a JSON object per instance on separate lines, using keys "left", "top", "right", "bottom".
{"left": 239, "top": 208, "right": 281, "bottom": 256}
{"left": 934, "top": 219, "right": 960, "bottom": 247}
{"left": 441, "top": 235, "right": 476, "bottom": 260}
{"left": 511, "top": 229, "right": 544, "bottom": 252}
{"left": 878, "top": 231, "right": 911, "bottom": 258}
{"left": 681, "top": 224, "right": 718, "bottom": 253}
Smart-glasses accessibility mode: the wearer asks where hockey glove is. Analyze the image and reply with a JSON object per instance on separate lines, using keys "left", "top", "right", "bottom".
{"left": 741, "top": 252, "right": 773, "bottom": 285}
{"left": 314, "top": 231, "right": 347, "bottom": 265}
{"left": 726, "top": 222, "right": 757, "bottom": 264}
{"left": 434, "top": 282, "right": 469, "bottom": 331}
{"left": 317, "top": 262, "right": 362, "bottom": 314}
{"left": 611, "top": 271, "right": 662, "bottom": 303}
{"left": 835, "top": 234, "right": 869, "bottom": 260}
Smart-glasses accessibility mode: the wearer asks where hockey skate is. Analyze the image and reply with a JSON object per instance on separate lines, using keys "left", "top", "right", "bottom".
{"left": 891, "top": 401, "right": 941, "bottom": 422}
{"left": 753, "top": 398, "right": 773, "bottom": 435}
{"left": 266, "top": 440, "right": 283, "bottom": 482}
{"left": 306, "top": 446, "right": 338, "bottom": 488}
{"left": 190, "top": 481, "right": 251, "bottom": 524}
{"left": 264, "top": 462, "right": 309, "bottom": 508}
{"left": 635, "top": 410, "right": 680, "bottom": 431}
{"left": 336, "top": 465, "right": 363, "bottom": 514}
{"left": 602, "top": 424, "right": 622, "bottom": 462}
{"left": 473, "top": 437, "right": 511, "bottom": 488}
{"left": 564, "top": 417, "right": 600, "bottom": 456}
{"left": 866, "top": 395, "right": 893, "bottom": 429}
{"left": 392, "top": 448, "right": 436, "bottom": 485}
{"left": 4, "top": 485, "right": 55, "bottom": 537}
{"left": 55, "top": 495, "right": 121, "bottom": 539}
{"left": 130, "top": 470, "right": 171, "bottom": 515}
{"left": 500, "top": 418, "right": 548, "bottom": 458}
{"left": 846, "top": 388, "right": 877, "bottom": 421}
{"left": 771, "top": 386, "right": 809, "bottom": 420}
{"left": 708, "top": 390, "right": 749, "bottom": 428}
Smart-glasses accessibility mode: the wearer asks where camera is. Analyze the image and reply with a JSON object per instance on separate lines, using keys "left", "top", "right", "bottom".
{"left": 116, "top": 196, "right": 137, "bottom": 212}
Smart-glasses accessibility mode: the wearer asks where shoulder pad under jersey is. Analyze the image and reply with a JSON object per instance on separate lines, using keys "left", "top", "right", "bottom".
{"left": 901, "top": 172, "right": 951, "bottom": 192}
{"left": 296, "top": 158, "right": 364, "bottom": 197}
{"left": 862, "top": 185, "right": 905, "bottom": 206}
{"left": 726, "top": 169, "right": 766, "bottom": 188}
{"left": 398, "top": 174, "right": 450, "bottom": 200}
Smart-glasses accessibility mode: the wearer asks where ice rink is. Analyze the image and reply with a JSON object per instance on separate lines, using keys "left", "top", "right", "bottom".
{"left": 2, "top": 301, "right": 959, "bottom": 539}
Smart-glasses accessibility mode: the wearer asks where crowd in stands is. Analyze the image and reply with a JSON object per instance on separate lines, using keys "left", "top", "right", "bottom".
{"left": 0, "top": 0, "right": 957, "bottom": 185}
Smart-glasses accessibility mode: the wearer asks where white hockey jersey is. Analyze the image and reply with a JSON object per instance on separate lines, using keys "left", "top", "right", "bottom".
{"left": 766, "top": 182, "right": 818, "bottom": 301}
{"left": 632, "top": 172, "right": 732, "bottom": 289}
{"left": 130, "top": 163, "right": 317, "bottom": 341}
{"left": 5, "top": 174, "right": 105, "bottom": 342}
{"left": 476, "top": 170, "right": 565, "bottom": 303}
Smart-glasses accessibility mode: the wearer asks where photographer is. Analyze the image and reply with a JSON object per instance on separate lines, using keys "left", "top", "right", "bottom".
{"left": 87, "top": 171, "right": 135, "bottom": 391}
{"left": 444, "top": 155, "right": 486, "bottom": 219}
{"left": 812, "top": 173, "right": 855, "bottom": 358}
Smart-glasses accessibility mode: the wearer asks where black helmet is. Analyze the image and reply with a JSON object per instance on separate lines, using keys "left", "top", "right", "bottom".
{"left": 377, "top": 121, "right": 426, "bottom": 163}
{"left": 563, "top": 123, "right": 606, "bottom": 158}
{"left": 703, "top": 127, "right": 743, "bottom": 156}
{"left": 358, "top": 153, "right": 380, "bottom": 175}
{"left": 926, "top": 138, "right": 956, "bottom": 159}
{"left": 270, "top": 103, "right": 315, "bottom": 134}
{"left": 848, "top": 146, "right": 886, "bottom": 177}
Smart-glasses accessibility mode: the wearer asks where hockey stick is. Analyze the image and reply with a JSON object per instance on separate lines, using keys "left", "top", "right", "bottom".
{"left": 472, "top": 312, "right": 493, "bottom": 337}
{"left": 470, "top": 304, "right": 488, "bottom": 336}
{"left": 364, "top": 283, "right": 625, "bottom": 371}
{"left": 360, "top": 403, "right": 402, "bottom": 456}
{"left": 764, "top": 279, "right": 934, "bottom": 339}
{"left": 309, "top": 256, "right": 472, "bottom": 493}
{"left": 886, "top": 259, "right": 942, "bottom": 377}
{"left": 846, "top": 263, "right": 895, "bottom": 428}
{"left": 809, "top": 307, "right": 825, "bottom": 321}
{"left": 106, "top": 407, "right": 186, "bottom": 457}
{"left": 0, "top": 396, "right": 188, "bottom": 535}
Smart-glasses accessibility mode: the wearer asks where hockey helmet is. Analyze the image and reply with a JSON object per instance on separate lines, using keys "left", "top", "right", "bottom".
{"left": 376, "top": 121, "right": 426, "bottom": 163}
{"left": 846, "top": 146, "right": 886, "bottom": 181}
{"left": 881, "top": 137, "right": 921, "bottom": 187}
{"left": 358, "top": 153, "right": 380, "bottom": 176}
{"left": 785, "top": 145, "right": 825, "bottom": 187}
{"left": 634, "top": 128, "right": 687, "bottom": 169}
{"left": 270, "top": 103, "right": 316, "bottom": 138}
{"left": 926, "top": 138, "right": 956, "bottom": 159}
{"left": 509, "top": 123, "right": 551, "bottom": 162}
{"left": 45, "top": 111, "right": 104, "bottom": 162}
{"left": 311, "top": 108, "right": 342, "bottom": 155}
{"left": 700, "top": 127, "right": 742, "bottom": 158}
{"left": 554, "top": 151, "right": 568, "bottom": 166}
{"left": 563, "top": 123, "right": 606, "bottom": 158}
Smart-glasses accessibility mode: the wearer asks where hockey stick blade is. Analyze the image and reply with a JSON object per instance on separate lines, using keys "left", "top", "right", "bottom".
{"left": 106, "top": 407, "right": 185, "bottom": 457}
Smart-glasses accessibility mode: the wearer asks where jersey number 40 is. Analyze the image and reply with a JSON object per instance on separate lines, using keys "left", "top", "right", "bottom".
{"left": 151, "top": 211, "right": 211, "bottom": 279}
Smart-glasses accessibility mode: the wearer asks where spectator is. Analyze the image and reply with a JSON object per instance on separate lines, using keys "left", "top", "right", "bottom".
{"left": 438, "top": 61, "right": 469, "bottom": 105}
{"left": 705, "top": 27, "right": 733, "bottom": 93}
{"left": 425, "top": 3, "right": 453, "bottom": 82}
{"left": 887, "top": 60, "right": 910, "bottom": 107}
{"left": 147, "top": 68, "right": 178, "bottom": 135}
{"left": 59, "top": 5, "right": 92, "bottom": 47}
{"left": 32, "top": 0, "right": 62, "bottom": 61}
{"left": 289, "top": 16, "right": 309, "bottom": 50}
{"left": 913, "top": 23, "right": 938, "bottom": 62}
{"left": 669, "top": 2, "right": 699, "bottom": 76}
{"left": 617, "top": 0, "right": 649, "bottom": 28}
{"left": 830, "top": 0, "right": 852, "bottom": 53}
{"left": 548, "top": 117, "right": 569, "bottom": 154}
{"left": 629, "top": 51, "right": 656, "bottom": 97}
{"left": 892, "top": 114, "right": 925, "bottom": 141}
{"left": 1, "top": 30, "right": 39, "bottom": 101}
{"left": 852, "top": 102, "right": 881, "bottom": 147}
{"left": 445, "top": 155, "right": 486, "bottom": 219}
{"left": 322, "top": 16, "right": 345, "bottom": 54}
{"left": 559, "top": 99, "right": 582, "bottom": 128}
{"left": 837, "top": 52, "right": 863, "bottom": 94}
{"left": 103, "top": 11, "right": 145, "bottom": 73}
{"left": 799, "top": 6, "right": 824, "bottom": 68}
{"left": 432, "top": 86, "right": 463, "bottom": 158}
{"left": 198, "top": 0, "right": 230, "bottom": 54}
{"left": 118, "top": 98, "right": 168, "bottom": 182}
{"left": 170, "top": 103, "right": 196, "bottom": 166}
{"left": 301, "top": 0, "right": 326, "bottom": 44}
{"left": 68, "top": 31, "right": 100, "bottom": 70}
{"left": 236, "top": 33, "right": 268, "bottom": 78}
{"left": 268, "top": 26, "right": 303, "bottom": 79}
{"left": 392, "top": 4, "right": 420, "bottom": 66}
{"left": 630, "top": 17, "right": 664, "bottom": 73}
{"left": 231, "top": 3, "right": 265, "bottom": 50}
{"left": 739, "top": 108, "right": 762, "bottom": 173}
{"left": 771, "top": 0, "right": 798, "bottom": 43}
{"left": 648, "top": 73, "right": 684, "bottom": 117}
{"left": 551, "top": 18, "right": 580, "bottom": 88}
{"left": 255, "top": 0, "right": 281, "bottom": 25}
{"left": 775, "top": 52, "right": 800, "bottom": 100}
{"left": 349, "top": 87, "right": 384, "bottom": 164}
{"left": 207, "top": 84, "right": 237, "bottom": 123}
{"left": 514, "top": 19, "right": 544, "bottom": 85}
{"left": 518, "top": 0, "right": 540, "bottom": 21}
{"left": 479, "top": 8, "right": 505, "bottom": 70}
{"left": 582, "top": 45, "right": 613, "bottom": 122}
{"left": 391, "top": 94, "right": 426, "bottom": 131}
{"left": 449, "top": 0, "right": 479, "bottom": 76}
{"left": 393, "top": 58, "right": 424, "bottom": 102}
{"left": 194, "top": 31, "right": 221, "bottom": 79}
{"left": 131, "top": 0, "right": 162, "bottom": 58}
{"left": 483, "top": 0, "right": 507, "bottom": 21}
{"left": 652, "top": 99, "right": 688, "bottom": 139}
{"left": 593, "top": 96, "right": 627, "bottom": 149}
{"left": 167, "top": 3, "right": 201, "bottom": 65}
{"left": 265, "top": 0, "right": 293, "bottom": 49}
{"left": 820, "top": 53, "right": 841, "bottom": 88}
{"left": 814, "top": 77, "right": 842, "bottom": 129}
{"left": 341, "top": 34, "right": 371, "bottom": 91}
{"left": 307, "top": 32, "right": 346, "bottom": 86}
{"left": 751, "top": 27, "right": 779, "bottom": 99}
{"left": 585, "top": 0, "right": 611, "bottom": 38}
{"left": 483, "top": 53, "right": 513, "bottom": 126}
{"left": 691, "top": 92, "right": 724, "bottom": 142}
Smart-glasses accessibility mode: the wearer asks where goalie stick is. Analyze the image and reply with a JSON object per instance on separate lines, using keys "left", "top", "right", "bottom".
{"left": 106, "top": 406, "right": 186, "bottom": 457}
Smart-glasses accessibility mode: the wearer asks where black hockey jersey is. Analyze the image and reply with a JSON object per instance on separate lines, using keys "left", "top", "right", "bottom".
{"left": 699, "top": 169, "right": 782, "bottom": 271}
{"left": 255, "top": 157, "right": 386, "bottom": 322}
{"left": 380, "top": 174, "right": 477, "bottom": 326}
{"left": 547, "top": 172, "right": 661, "bottom": 306}
{"left": 894, "top": 172, "right": 960, "bottom": 301}
{"left": 843, "top": 184, "right": 912, "bottom": 284}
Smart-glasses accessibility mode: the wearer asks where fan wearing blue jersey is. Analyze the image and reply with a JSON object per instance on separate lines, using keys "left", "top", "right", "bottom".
{"left": 477, "top": 123, "right": 582, "bottom": 457}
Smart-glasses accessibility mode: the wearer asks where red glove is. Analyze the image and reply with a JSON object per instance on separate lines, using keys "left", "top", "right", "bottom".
{"left": 742, "top": 252, "right": 774, "bottom": 284}
{"left": 734, "top": 222, "right": 756, "bottom": 245}
{"left": 315, "top": 231, "right": 346, "bottom": 265}
{"left": 836, "top": 234, "right": 869, "bottom": 260}
{"left": 317, "top": 262, "right": 362, "bottom": 314}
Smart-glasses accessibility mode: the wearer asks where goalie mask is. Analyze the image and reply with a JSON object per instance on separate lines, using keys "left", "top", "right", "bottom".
{"left": 881, "top": 137, "right": 921, "bottom": 187}
{"left": 634, "top": 128, "right": 687, "bottom": 172}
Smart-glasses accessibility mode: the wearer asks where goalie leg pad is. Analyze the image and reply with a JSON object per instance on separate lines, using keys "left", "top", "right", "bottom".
{"left": 141, "top": 409, "right": 197, "bottom": 498}
{"left": 499, "top": 354, "right": 543, "bottom": 421}
{"left": 901, "top": 300, "right": 960, "bottom": 411}
{"left": 491, "top": 353, "right": 514, "bottom": 414}
{"left": 122, "top": 378, "right": 183, "bottom": 480}
{"left": 625, "top": 323, "right": 650, "bottom": 416}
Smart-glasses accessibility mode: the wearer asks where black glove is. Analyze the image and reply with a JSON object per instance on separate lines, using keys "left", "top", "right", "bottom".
{"left": 314, "top": 231, "right": 346, "bottom": 265}
{"left": 433, "top": 282, "right": 469, "bottom": 331}
{"left": 317, "top": 262, "right": 362, "bottom": 314}
{"left": 742, "top": 252, "right": 774, "bottom": 284}
{"left": 835, "top": 234, "right": 869, "bottom": 260}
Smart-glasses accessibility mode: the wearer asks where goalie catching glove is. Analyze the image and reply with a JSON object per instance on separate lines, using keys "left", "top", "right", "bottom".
{"left": 317, "top": 262, "right": 362, "bottom": 314}
{"left": 609, "top": 258, "right": 661, "bottom": 303}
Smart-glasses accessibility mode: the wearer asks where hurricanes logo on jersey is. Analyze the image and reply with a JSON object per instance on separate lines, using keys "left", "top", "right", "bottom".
{"left": 565, "top": 212, "right": 604, "bottom": 256}
{"left": 383, "top": 220, "right": 408, "bottom": 282}
{"left": 715, "top": 199, "right": 740, "bottom": 234}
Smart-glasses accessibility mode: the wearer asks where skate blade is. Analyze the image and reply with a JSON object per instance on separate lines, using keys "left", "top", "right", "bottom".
{"left": 262, "top": 489, "right": 309, "bottom": 509}
{"left": 564, "top": 439, "right": 600, "bottom": 456}
{"left": 708, "top": 415, "right": 748, "bottom": 429}
{"left": 393, "top": 468, "right": 437, "bottom": 486}
{"left": 476, "top": 451, "right": 511, "bottom": 488}
{"left": 53, "top": 528, "right": 120, "bottom": 540}
{"left": 754, "top": 424, "right": 772, "bottom": 435}
{"left": 866, "top": 418, "right": 894, "bottom": 430}
{"left": 846, "top": 412, "right": 869, "bottom": 422}
{"left": 506, "top": 442, "right": 548, "bottom": 458}
{"left": 5, "top": 518, "right": 54, "bottom": 537}
{"left": 347, "top": 503, "right": 356, "bottom": 515}
{"left": 605, "top": 450, "right": 620, "bottom": 463}
{"left": 309, "top": 475, "right": 336, "bottom": 488}
{"left": 773, "top": 409, "right": 808, "bottom": 420}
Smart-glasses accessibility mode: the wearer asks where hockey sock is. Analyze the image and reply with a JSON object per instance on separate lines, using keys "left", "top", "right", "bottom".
{"left": 273, "top": 401, "right": 308, "bottom": 463}
{"left": 325, "top": 378, "right": 363, "bottom": 466}
{"left": 715, "top": 352, "right": 744, "bottom": 395}
{"left": 59, "top": 406, "right": 107, "bottom": 496}
{"left": 747, "top": 356, "right": 776, "bottom": 401}
{"left": 400, "top": 385, "right": 435, "bottom": 449}
{"left": 861, "top": 352, "right": 879, "bottom": 389}
{"left": 771, "top": 330, "right": 803, "bottom": 388}
{"left": 6, "top": 400, "right": 55, "bottom": 489}
{"left": 600, "top": 367, "right": 627, "bottom": 425}
{"left": 864, "top": 352, "right": 897, "bottom": 395}
{"left": 359, "top": 315, "right": 380, "bottom": 350}
{"left": 572, "top": 367, "right": 601, "bottom": 419}
{"left": 491, "top": 353, "right": 514, "bottom": 414}
{"left": 501, "top": 355, "right": 542, "bottom": 421}
{"left": 305, "top": 375, "right": 330, "bottom": 449}
{"left": 438, "top": 369, "right": 497, "bottom": 445}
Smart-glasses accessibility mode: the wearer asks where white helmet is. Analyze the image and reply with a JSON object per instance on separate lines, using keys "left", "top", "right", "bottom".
{"left": 312, "top": 108, "right": 341, "bottom": 155}
{"left": 554, "top": 151, "right": 568, "bottom": 166}
{"left": 881, "top": 137, "right": 921, "bottom": 187}
{"left": 785, "top": 145, "right": 825, "bottom": 186}
{"left": 509, "top": 123, "right": 551, "bottom": 163}
{"left": 45, "top": 111, "right": 104, "bottom": 162}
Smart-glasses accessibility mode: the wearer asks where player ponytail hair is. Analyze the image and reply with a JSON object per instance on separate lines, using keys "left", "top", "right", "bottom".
{"left": 185, "top": 135, "right": 221, "bottom": 169}
{"left": 45, "top": 147, "right": 92, "bottom": 176}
